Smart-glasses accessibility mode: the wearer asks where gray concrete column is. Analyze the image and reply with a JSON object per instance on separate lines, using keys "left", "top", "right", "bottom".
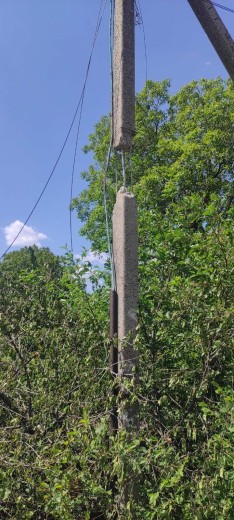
{"left": 112, "top": 189, "right": 138, "bottom": 430}
{"left": 113, "top": 0, "right": 135, "bottom": 150}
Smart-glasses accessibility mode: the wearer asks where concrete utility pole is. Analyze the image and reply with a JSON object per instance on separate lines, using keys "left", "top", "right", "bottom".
{"left": 112, "top": 0, "right": 138, "bottom": 429}
{"left": 113, "top": 189, "right": 138, "bottom": 430}
{"left": 113, "top": 0, "right": 135, "bottom": 150}
{"left": 111, "top": 0, "right": 139, "bottom": 509}
{"left": 187, "top": 0, "right": 234, "bottom": 82}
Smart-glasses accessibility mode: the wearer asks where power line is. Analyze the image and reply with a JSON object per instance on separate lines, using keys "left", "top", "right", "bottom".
{"left": 0, "top": 0, "right": 107, "bottom": 261}
{"left": 204, "top": 0, "right": 234, "bottom": 15}
{"left": 103, "top": 137, "right": 115, "bottom": 289}
{"left": 103, "top": 0, "right": 115, "bottom": 290}
{"left": 69, "top": 0, "right": 108, "bottom": 252}
{"left": 69, "top": 90, "right": 85, "bottom": 253}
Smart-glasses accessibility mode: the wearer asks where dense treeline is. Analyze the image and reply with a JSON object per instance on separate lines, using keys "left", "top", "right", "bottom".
{"left": 0, "top": 78, "right": 233, "bottom": 519}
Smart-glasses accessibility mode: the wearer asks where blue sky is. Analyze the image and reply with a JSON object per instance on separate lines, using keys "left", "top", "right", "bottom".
{"left": 0, "top": 0, "right": 233, "bottom": 260}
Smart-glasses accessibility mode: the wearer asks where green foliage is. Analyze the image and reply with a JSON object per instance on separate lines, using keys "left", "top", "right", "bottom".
{"left": 0, "top": 248, "right": 111, "bottom": 519}
{"left": 1, "top": 78, "right": 234, "bottom": 518}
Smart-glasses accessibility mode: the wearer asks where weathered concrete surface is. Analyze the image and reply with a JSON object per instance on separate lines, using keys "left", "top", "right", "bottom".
{"left": 113, "top": 189, "right": 139, "bottom": 513}
{"left": 113, "top": 0, "right": 135, "bottom": 150}
{"left": 187, "top": 0, "right": 234, "bottom": 82}
{"left": 113, "top": 189, "right": 138, "bottom": 431}
{"left": 113, "top": 190, "right": 138, "bottom": 351}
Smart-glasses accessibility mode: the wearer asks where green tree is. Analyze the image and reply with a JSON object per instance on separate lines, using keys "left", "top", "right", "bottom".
{"left": 0, "top": 248, "right": 112, "bottom": 519}
{"left": 0, "top": 245, "right": 61, "bottom": 273}
{"left": 71, "top": 78, "right": 234, "bottom": 518}
{"left": 72, "top": 78, "right": 234, "bottom": 247}
{"left": 0, "top": 78, "right": 234, "bottom": 519}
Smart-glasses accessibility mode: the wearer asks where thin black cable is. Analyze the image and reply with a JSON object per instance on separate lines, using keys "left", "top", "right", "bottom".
{"left": 103, "top": 0, "right": 115, "bottom": 290}
{"left": 110, "top": 0, "right": 114, "bottom": 139}
{"left": 203, "top": 0, "right": 234, "bottom": 15}
{"left": 0, "top": 102, "right": 81, "bottom": 261}
{"left": 212, "top": 1, "right": 234, "bottom": 15}
{"left": 69, "top": 0, "right": 108, "bottom": 252}
{"left": 69, "top": 88, "right": 85, "bottom": 253}
{"left": 0, "top": 0, "right": 107, "bottom": 261}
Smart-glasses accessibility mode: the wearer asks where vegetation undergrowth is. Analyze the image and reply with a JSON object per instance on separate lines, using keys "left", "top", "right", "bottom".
{"left": 0, "top": 78, "right": 233, "bottom": 519}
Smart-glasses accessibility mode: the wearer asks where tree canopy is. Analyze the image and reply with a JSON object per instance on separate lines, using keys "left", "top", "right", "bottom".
{"left": 0, "top": 78, "right": 234, "bottom": 519}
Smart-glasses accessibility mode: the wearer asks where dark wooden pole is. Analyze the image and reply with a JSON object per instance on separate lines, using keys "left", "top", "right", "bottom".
{"left": 187, "top": 0, "right": 234, "bottom": 81}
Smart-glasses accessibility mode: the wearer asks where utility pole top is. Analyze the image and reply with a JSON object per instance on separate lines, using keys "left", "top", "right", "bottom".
{"left": 187, "top": 0, "right": 234, "bottom": 82}
{"left": 113, "top": 0, "right": 135, "bottom": 150}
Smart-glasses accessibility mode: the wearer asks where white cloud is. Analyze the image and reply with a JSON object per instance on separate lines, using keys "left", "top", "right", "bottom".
{"left": 84, "top": 251, "right": 108, "bottom": 264}
{"left": 3, "top": 220, "right": 47, "bottom": 248}
{"left": 205, "top": 61, "right": 211, "bottom": 66}
{"left": 75, "top": 250, "right": 108, "bottom": 265}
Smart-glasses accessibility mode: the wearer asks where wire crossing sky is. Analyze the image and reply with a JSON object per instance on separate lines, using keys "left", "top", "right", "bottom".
{"left": 0, "top": 0, "right": 233, "bottom": 260}
{"left": 207, "top": 0, "right": 234, "bottom": 15}
{"left": 0, "top": 0, "right": 108, "bottom": 259}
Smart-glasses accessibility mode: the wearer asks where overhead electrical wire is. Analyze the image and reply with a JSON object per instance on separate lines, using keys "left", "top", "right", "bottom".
{"left": 131, "top": 0, "right": 148, "bottom": 192}
{"left": 103, "top": 0, "right": 115, "bottom": 290}
{"left": 0, "top": 0, "right": 107, "bottom": 261}
{"left": 103, "top": 135, "right": 115, "bottom": 290}
{"left": 69, "top": 0, "right": 108, "bottom": 252}
{"left": 69, "top": 89, "right": 85, "bottom": 253}
{"left": 105, "top": 0, "right": 146, "bottom": 285}
{"left": 203, "top": 0, "right": 234, "bottom": 15}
